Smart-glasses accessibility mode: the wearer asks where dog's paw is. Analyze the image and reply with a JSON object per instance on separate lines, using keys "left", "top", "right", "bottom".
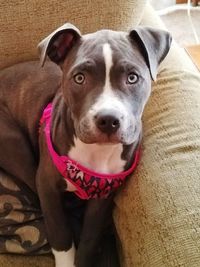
{"left": 52, "top": 244, "right": 75, "bottom": 267}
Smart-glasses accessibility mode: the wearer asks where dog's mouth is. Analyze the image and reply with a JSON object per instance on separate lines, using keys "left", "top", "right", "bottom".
{"left": 79, "top": 133, "right": 122, "bottom": 145}
{"left": 75, "top": 121, "right": 137, "bottom": 145}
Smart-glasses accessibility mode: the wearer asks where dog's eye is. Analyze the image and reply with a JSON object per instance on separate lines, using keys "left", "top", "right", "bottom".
{"left": 74, "top": 73, "right": 85, "bottom": 84}
{"left": 127, "top": 73, "right": 138, "bottom": 84}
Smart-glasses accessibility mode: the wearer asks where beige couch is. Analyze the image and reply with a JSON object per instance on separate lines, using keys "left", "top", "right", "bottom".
{"left": 1, "top": 1, "right": 200, "bottom": 266}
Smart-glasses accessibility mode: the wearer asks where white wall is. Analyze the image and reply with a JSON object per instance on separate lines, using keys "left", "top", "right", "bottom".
{"left": 150, "top": 0, "right": 176, "bottom": 10}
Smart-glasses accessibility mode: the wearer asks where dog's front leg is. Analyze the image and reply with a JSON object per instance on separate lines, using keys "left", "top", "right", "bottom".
{"left": 36, "top": 138, "right": 75, "bottom": 267}
{"left": 75, "top": 197, "right": 116, "bottom": 267}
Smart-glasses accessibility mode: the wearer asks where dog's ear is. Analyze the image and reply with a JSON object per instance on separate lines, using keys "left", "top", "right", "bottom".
{"left": 129, "top": 27, "right": 172, "bottom": 80}
{"left": 38, "top": 23, "right": 81, "bottom": 67}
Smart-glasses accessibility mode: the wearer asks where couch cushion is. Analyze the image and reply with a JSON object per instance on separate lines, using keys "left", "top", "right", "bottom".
{"left": 0, "top": 170, "right": 50, "bottom": 255}
{"left": 114, "top": 70, "right": 200, "bottom": 267}
{"left": 0, "top": 0, "right": 147, "bottom": 70}
{"left": 0, "top": 254, "right": 54, "bottom": 267}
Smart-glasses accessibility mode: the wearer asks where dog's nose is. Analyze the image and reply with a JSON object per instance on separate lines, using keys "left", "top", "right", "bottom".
{"left": 95, "top": 112, "right": 120, "bottom": 135}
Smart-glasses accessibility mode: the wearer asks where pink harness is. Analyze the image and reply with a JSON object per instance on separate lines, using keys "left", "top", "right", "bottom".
{"left": 40, "top": 103, "right": 140, "bottom": 200}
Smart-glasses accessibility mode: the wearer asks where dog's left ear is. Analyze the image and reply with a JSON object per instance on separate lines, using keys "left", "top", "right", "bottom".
{"left": 129, "top": 27, "right": 172, "bottom": 80}
{"left": 38, "top": 23, "right": 81, "bottom": 67}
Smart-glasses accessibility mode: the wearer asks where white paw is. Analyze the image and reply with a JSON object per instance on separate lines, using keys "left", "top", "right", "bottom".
{"left": 52, "top": 244, "right": 76, "bottom": 267}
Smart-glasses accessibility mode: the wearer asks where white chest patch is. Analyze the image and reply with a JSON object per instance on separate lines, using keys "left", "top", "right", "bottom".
{"left": 68, "top": 138, "right": 126, "bottom": 174}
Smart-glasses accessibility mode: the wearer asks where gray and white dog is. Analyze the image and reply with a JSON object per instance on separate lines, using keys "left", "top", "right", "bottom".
{"left": 0, "top": 23, "right": 171, "bottom": 266}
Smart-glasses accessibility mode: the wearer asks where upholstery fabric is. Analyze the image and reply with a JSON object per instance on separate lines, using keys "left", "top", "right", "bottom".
{"left": 114, "top": 4, "right": 200, "bottom": 266}
{"left": 0, "top": 254, "right": 54, "bottom": 267}
{"left": 115, "top": 70, "right": 200, "bottom": 267}
{"left": 0, "top": 170, "right": 50, "bottom": 255}
{"left": 0, "top": 0, "right": 147, "bottom": 70}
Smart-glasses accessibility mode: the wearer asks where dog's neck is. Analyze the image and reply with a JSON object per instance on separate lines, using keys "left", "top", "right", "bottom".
{"left": 68, "top": 138, "right": 126, "bottom": 174}
{"left": 51, "top": 94, "right": 139, "bottom": 174}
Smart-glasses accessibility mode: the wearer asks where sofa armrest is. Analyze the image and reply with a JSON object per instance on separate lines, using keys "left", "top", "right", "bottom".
{"left": 114, "top": 3, "right": 200, "bottom": 267}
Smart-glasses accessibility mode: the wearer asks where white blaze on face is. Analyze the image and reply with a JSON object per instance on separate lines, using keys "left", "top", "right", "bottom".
{"left": 103, "top": 43, "right": 113, "bottom": 93}
{"left": 89, "top": 43, "right": 130, "bottom": 130}
{"left": 97, "top": 43, "right": 116, "bottom": 110}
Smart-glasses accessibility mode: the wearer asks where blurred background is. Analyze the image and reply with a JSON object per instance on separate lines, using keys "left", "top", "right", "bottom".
{"left": 151, "top": 0, "right": 200, "bottom": 46}
{"left": 150, "top": 0, "right": 200, "bottom": 70}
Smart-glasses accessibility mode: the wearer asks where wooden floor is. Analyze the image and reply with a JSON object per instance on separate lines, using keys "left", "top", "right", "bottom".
{"left": 185, "top": 45, "right": 200, "bottom": 71}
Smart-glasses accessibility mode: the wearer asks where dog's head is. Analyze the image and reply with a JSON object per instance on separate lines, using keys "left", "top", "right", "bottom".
{"left": 38, "top": 23, "right": 171, "bottom": 145}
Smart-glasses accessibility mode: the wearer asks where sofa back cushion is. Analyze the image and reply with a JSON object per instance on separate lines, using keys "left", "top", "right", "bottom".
{"left": 0, "top": 0, "right": 147, "bottom": 70}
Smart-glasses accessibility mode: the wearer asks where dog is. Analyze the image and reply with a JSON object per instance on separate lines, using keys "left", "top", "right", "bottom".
{"left": 0, "top": 23, "right": 171, "bottom": 266}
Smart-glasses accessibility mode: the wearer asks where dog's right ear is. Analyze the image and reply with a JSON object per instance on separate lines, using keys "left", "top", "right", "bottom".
{"left": 38, "top": 23, "right": 81, "bottom": 67}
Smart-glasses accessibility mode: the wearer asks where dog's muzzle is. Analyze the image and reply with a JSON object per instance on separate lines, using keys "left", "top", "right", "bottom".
{"left": 76, "top": 107, "right": 137, "bottom": 145}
